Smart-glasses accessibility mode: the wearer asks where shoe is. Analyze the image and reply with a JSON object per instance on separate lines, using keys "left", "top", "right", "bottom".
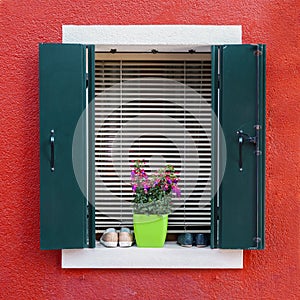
{"left": 177, "top": 233, "right": 194, "bottom": 247}
{"left": 194, "top": 233, "right": 210, "bottom": 248}
{"left": 119, "top": 227, "right": 134, "bottom": 247}
{"left": 100, "top": 228, "right": 118, "bottom": 247}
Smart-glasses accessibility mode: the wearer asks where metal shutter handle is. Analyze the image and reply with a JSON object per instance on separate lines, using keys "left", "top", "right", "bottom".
{"left": 50, "top": 130, "right": 55, "bottom": 172}
{"left": 237, "top": 130, "right": 257, "bottom": 172}
{"left": 238, "top": 135, "right": 244, "bottom": 171}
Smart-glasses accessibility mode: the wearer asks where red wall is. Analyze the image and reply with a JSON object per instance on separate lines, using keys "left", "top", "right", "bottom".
{"left": 1, "top": 1, "right": 299, "bottom": 299}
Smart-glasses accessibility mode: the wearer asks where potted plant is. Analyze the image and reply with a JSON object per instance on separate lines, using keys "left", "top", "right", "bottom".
{"left": 131, "top": 160, "right": 181, "bottom": 247}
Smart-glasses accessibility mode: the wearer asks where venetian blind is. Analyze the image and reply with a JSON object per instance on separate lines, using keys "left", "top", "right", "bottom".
{"left": 94, "top": 53, "right": 211, "bottom": 234}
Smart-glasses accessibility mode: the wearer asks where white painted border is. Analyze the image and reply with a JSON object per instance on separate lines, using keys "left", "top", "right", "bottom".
{"left": 63, "top": 25, "right": 242, "bottom": 52}
{"left": 62, "top": 25, "right": 243, "bottom": 269}
{"left": 63, "top": 243, "right": 243, "bottom": 269}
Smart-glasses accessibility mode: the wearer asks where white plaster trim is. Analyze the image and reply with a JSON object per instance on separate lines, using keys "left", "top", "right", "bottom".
{"left": 63, "top": 25, "right": 242, "bottom": 52}
{"left": 62, "top": 243, "right": 243, "bottom": 269}
{"left": 62, "top": 24, "right": 243, "bottom": 269}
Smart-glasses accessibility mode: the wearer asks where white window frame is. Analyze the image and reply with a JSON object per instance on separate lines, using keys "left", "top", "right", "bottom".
{"left": 62, "top": 25, "right": 243, "bottom": 269}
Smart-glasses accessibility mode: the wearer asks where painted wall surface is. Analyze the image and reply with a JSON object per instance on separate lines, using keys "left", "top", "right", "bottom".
{"left": 0, "top": 1, "right": 299, "bottom": 299}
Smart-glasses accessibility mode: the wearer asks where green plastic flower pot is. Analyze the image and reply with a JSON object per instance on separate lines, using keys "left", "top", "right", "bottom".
{"left": 133, "top": 214, "right": 168, "bottom": 248}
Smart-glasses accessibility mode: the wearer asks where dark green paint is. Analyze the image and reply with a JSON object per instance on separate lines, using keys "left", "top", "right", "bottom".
{"left": 39, "top": 44, "right": 87, "bottom": 249}
{"left": 211, "top": 45, "right": 266, "bottom": 249}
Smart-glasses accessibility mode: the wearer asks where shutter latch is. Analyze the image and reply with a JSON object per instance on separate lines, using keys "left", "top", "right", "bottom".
{"left": 236, "top": 130, "right": 257, "bottom": 172}
{"left": 50, "top": 129, "right": 55, "bottom": 172}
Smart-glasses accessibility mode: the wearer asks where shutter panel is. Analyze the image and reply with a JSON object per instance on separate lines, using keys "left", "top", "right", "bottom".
{"left": 87, "top": 45, "right": 96, "bottom": 248}
{"left": 39, "top": 44, "right": 88, "bottom": 249}
{"left": 211, "top": 44, "right": 266, "bottom": 249}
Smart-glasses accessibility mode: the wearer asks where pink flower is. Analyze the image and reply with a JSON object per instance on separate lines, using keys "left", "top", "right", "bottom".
{"left": 132, "top": 184, "right": 137, "bottom": 193}
{"left": 131, "top": 170, "right": 136, "bottom": 179}
{"left": 154, "top": 179, "right": 160, "bottom": 186}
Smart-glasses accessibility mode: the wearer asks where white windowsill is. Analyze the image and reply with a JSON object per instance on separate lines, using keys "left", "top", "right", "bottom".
{"left": 62, "top": 242, "right": 243, "bottom": 269}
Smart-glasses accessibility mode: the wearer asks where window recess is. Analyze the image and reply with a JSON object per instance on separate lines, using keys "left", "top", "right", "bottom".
{"left": 94, "top": 53, "right": 212, "bottom": 236}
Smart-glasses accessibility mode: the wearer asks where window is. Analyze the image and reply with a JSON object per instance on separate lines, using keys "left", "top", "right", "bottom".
{"left": 94, "top": 53, "right": 212, "bottom": 236}
{"left": 39, "top": 25, "right": 265, "bottom": 268}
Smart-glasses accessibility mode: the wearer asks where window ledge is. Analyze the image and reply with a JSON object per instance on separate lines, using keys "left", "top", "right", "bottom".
{"left": 62, "top": 242, "right": 243, "bottom": 269}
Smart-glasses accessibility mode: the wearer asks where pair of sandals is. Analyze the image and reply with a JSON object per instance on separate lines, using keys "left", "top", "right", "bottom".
{"left": 100, "top": 228, "right": 134, "bottom": 248}
{"left": 177, "top": 233, "right": 210, "bottom": 248}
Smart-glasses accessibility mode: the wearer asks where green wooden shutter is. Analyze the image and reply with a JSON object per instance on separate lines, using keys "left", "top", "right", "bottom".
{"left": 40, "top": 44, "right": 90, "bottom": 249}
{"left": 211, "top": 44, "right": 266, "bottom": 249}
{"left": 87, "top": 45, "right": 96, "bottom": 248}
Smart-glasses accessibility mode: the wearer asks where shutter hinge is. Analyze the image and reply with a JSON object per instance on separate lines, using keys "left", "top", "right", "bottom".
{"left": 252, "top": 237, "right": 262, "bottom": 249}
{"left": 253, "top": 237, "right": 262, "bottom": 243}
{"left": 86, "top": 73, "right": 89, "bottom": 88}
{"left": 255, "top": 150, "right": 262, "bottom": 156}
{"left": 254, "top": 50, "right": 263, "bottom": 56}
{"left": 254, "top": 124, "right": 262, "bottom": 156}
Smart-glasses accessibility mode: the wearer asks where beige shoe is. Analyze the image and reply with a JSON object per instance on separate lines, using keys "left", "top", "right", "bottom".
{"left": 100, "top": 228, "right": 118, "bottom": 247}
{"left": 119, "top": 228, "right": 134, "bottom": 247}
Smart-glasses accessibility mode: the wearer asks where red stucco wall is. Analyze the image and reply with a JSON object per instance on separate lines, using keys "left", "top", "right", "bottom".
{"left": 1, "top": 1, "right": 299, "bottom": 299}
